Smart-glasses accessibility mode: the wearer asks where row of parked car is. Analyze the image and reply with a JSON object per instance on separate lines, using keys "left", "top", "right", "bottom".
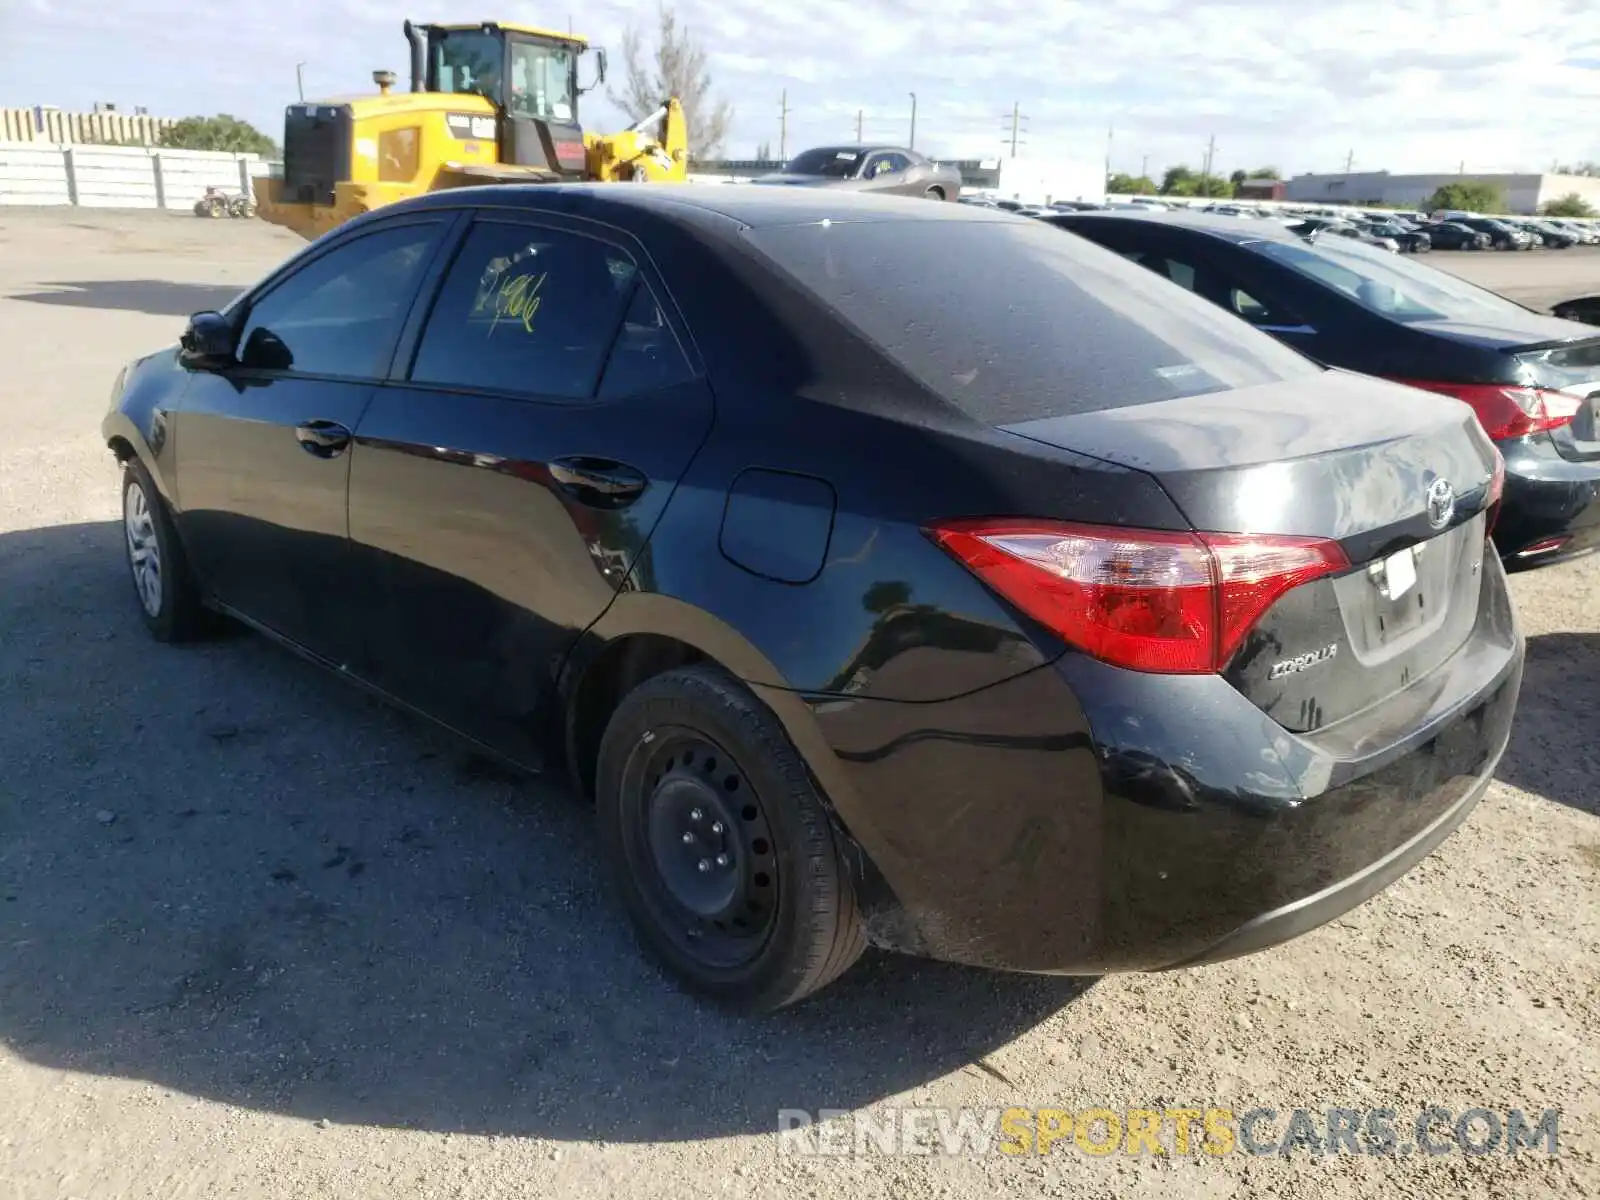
{"left": 961, "top": 194, "right": 1600, "bottom": 256}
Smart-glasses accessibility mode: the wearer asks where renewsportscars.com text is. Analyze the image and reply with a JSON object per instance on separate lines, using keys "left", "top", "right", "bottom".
{"left": 776, "top": 1105, "right": 1562, "bottom": 1158}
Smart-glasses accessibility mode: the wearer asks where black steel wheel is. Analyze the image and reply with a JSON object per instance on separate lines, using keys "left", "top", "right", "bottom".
{"left": 596, "top": 664, "right": 867, "bottom": 1011}
{"left": 631, "top": 727, "right": 780, "bottom": 965}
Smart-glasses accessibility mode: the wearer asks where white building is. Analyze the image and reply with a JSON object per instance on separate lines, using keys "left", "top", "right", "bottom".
{"left": 1283, "top": 170, "right": 1600, "bottom": 214}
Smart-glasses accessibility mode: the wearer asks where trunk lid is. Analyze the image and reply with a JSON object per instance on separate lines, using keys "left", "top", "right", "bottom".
{"left": 1001, "top": 369, "right": 1501, "bottom": 732}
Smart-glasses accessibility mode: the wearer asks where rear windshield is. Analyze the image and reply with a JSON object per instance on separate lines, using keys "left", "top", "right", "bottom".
{"left": 741, "top": 217, "right": 1322, "bottom": 423}
{"left": 1247, "top": 234, "right": 1540, "bottom": 324}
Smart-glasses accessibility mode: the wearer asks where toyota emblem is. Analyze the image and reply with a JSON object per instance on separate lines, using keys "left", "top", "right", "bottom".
{"left": 1425, "top": 477, "right": 1456, "bottom": 530}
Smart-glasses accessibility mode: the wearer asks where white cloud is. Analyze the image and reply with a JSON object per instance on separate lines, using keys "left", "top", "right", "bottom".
{"left": 3, "top": 0, "right": 1599, "bottom": 177}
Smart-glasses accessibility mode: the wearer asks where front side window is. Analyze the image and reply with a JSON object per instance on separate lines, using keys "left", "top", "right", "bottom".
{"left": 508, "top": 40, "right": 576, "bottom": 121}
{"left": 431, "top": 31, "right": 505, "bottom": 104}
{"left": 236, "top": 223, "right": 440, "bottom": 376}
{"left": 409, "top": 220, "right": 637, "bottom": 398}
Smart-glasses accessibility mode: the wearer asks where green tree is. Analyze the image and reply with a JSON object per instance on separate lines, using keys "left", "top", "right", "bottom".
{"left": 1542, "top": 192, "right": 1596, "bottom": 218}
{"left": 1425, "top": 180, "right": 1506, "bottom": 213}
{"left": 1195, "top": 174, "right": 1235, "bottom": 198}
{"left": 159, "top": 114, "right": 277, "bottom": 156}
{"left": 1107, "top": 171, "right": 1156, "bottom": 194}
{"left": 1247, "top": 165, "right": 1280, "bottom": 179}
{"left": 1229, "top": 168, "right": 1247, "bottom": 188}
{"left": 755, "top": 140, "right": 772, "bottom": 160}
{"left": 608, "top": 1, "right": 734, "bottom": 160}
{"left": 1160, "top": 164, "right": 1196, "bottom": 194}
{"left": 1554, "top": 162, "right": 1600, "bottom": 177}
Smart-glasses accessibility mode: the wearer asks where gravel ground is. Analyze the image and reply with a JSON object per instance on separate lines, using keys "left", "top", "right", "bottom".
{"left": 0, "top": 209, "right": 1596, "bottom": 1200}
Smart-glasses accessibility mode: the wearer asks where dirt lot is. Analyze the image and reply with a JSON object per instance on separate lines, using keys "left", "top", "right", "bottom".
{"left": 0, "top": 209, "right": 1596, "bottom": 1200}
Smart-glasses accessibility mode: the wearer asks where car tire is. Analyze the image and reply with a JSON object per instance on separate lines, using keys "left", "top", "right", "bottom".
{"left": 120, "top": 457, "right": 209, "bottom": 642}
{"left": 595, "top": 663, "right": 868, "bottom": 1012}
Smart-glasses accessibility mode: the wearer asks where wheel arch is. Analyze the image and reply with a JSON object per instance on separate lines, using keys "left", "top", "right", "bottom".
{"left": 559, "top": 594, "right": 869, "bottom": 838}
{"left": 102, "top": 412, "right": 178, "bottom": 508}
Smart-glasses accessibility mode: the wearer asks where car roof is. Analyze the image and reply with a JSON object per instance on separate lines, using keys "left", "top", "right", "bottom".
{"left": 385, "top": 180, "right": 1009, "bottom": 230}
{"left": 796, "top": 144, "right": 912, "bottom": 156}
{"left": 1044, "top": 208, "right": 1317, "bottom": 246}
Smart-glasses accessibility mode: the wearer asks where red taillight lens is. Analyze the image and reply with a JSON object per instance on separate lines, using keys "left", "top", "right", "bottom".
{"left": 925, "top": 519, "right": 1350, "bottom": 674}
{"left": 1388, "top": 378, "right": 1578, "bottom": 441}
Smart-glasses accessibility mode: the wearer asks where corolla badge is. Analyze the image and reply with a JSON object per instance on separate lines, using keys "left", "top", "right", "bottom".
{"left": 1425, "top": 477, "right": 1456, "bottom": 530}
{"left": 1268, "top": 643, "right": 1339, "bottom": 681}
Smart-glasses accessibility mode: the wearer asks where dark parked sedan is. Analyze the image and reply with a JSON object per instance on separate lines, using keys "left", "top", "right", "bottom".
{"left": 105, "top": 185, "right": 1522, "bottom": 1011}
{"left": 1457, "top": 217, "right": 1534, "bottom": 250}
{"left": 752, "top": 144, "right": 962, "bottom": 200}
{"left": 1424, "top": 221, "right": 1494, "bottom": 251}
{"left": 1045, "top": 209, "right": 1600, "bottom": 565}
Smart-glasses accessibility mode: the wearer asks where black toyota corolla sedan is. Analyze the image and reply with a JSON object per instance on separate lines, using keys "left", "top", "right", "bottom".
{"left": 104, "top": 185, "right": 1523, "bottom": 1011}
{"left": 1044, "top": 209, "right": 1600, "bottom": 565}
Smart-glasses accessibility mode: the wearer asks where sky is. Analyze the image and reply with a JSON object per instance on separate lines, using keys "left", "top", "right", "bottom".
{"left": 3, "top": 0, "right": 1600, "bottom": 178}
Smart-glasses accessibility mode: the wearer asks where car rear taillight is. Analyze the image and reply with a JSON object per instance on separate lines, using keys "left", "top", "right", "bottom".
{"left": 1389, "top": 378, "right": 1581, "bottom": 441}
{"left": 925, "top": 519, "right": 1350, "bottom": 674}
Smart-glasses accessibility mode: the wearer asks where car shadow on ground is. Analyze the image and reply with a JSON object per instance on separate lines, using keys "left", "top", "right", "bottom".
{"left": 0, "top": 519, "right": 1092, "bottom": 1143}
{"left": 9, "top": 280, "right": 242, "bottom": 318}
{"left": 1497, "top": 630, "right": 1600, "bottom": 818}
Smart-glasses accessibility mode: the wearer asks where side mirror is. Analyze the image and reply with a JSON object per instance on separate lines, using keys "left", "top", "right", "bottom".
{"left": 178, "top": 310, "right": 236, "bottom": 366}
{"left": 579, "top": 47, "right": 607, "bottom": 93}
{"left": 1552, "top": 295, "right": 1600, "bottom": 327}
{"left": 240, "top": 327, "right": 295, "bottom": 372}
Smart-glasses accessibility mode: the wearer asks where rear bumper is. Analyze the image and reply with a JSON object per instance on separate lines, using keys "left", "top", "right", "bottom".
{"left": 1164, "top": 749, "right": 1495, "bottom": 968}
{"left": 806, "top": 547, "right": 1523, "bottom": 975}
{"left": 1495, "top": 433, "right": 1600, "bottom": 562}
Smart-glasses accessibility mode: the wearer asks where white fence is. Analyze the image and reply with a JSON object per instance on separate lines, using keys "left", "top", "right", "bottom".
{"left": 0, "top": 142, "right": 274, "bottom": 210}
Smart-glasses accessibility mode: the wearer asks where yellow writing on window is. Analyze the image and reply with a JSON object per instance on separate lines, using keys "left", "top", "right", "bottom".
{"left": 476, "top": 271, "right": 547, "bottom": 335}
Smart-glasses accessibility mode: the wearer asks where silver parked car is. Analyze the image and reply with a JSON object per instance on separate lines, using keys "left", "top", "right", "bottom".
{"left": 753, "top": 144, "right": 963, "bottom": 200}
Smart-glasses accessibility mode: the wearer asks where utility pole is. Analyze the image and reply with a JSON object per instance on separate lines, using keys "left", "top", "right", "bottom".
{"left": 1004, "top": 102, "right": 1027, "bottom": 158}
{"left": 1344, "top": 148, "right": 1354, "bottom": 174}
{"left": 296, "top": 62, "right": 307, "bottom": 102}
{"left": 908, "top": 92, "right": 917, "bottom": 149}
{"left": 1202, "top": 135, "right": 1216, "bottom": 182}
{"left": 778, "top": 89, "right": 791, "bottom": 161}
{"left": 1105, "top": 122, "right": 1114, "bottom": 186}
{"left": 856, "top": 109, "right": 863, "bottom": 142}
{"left": 1141, "top": 154, "right": 1149, "bottom": 180}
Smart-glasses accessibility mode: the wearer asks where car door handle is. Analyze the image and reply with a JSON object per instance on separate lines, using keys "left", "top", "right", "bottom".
{"left": 549, "top": 456, "right": 648, "bottom": 507}
{"left": 295, "top": 419, "right": 352, "bottom": 458}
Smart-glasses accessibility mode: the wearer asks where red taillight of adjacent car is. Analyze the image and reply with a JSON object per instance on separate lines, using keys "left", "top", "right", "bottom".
{"left": 1388, "top": 378, "right": 1581, "bottom": 441}
{"left": 925, "top": 519, "right": 1350, "bottom": 674}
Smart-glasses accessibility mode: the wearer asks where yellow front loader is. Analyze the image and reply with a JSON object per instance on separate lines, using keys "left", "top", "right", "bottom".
{"left": 252, "top": 18, "right": 689, "bottom": 241}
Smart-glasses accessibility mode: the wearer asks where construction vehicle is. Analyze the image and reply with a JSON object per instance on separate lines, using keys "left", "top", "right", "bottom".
{"left": 252, "top": 18, "right": 689, "bottom": 241}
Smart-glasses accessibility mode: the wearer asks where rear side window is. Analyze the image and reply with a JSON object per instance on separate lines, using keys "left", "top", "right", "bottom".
{"left": 1248, "top": 235, "right": 1539, "bottom": 324}
{"left": 742, "top": 219, "right": 1321, "bottom": 423}
{"left": 597, "top": 282, "right": 696, "bottom": 398}
{"left": 409, "top": 219, "right": 637, "bottom": 399}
